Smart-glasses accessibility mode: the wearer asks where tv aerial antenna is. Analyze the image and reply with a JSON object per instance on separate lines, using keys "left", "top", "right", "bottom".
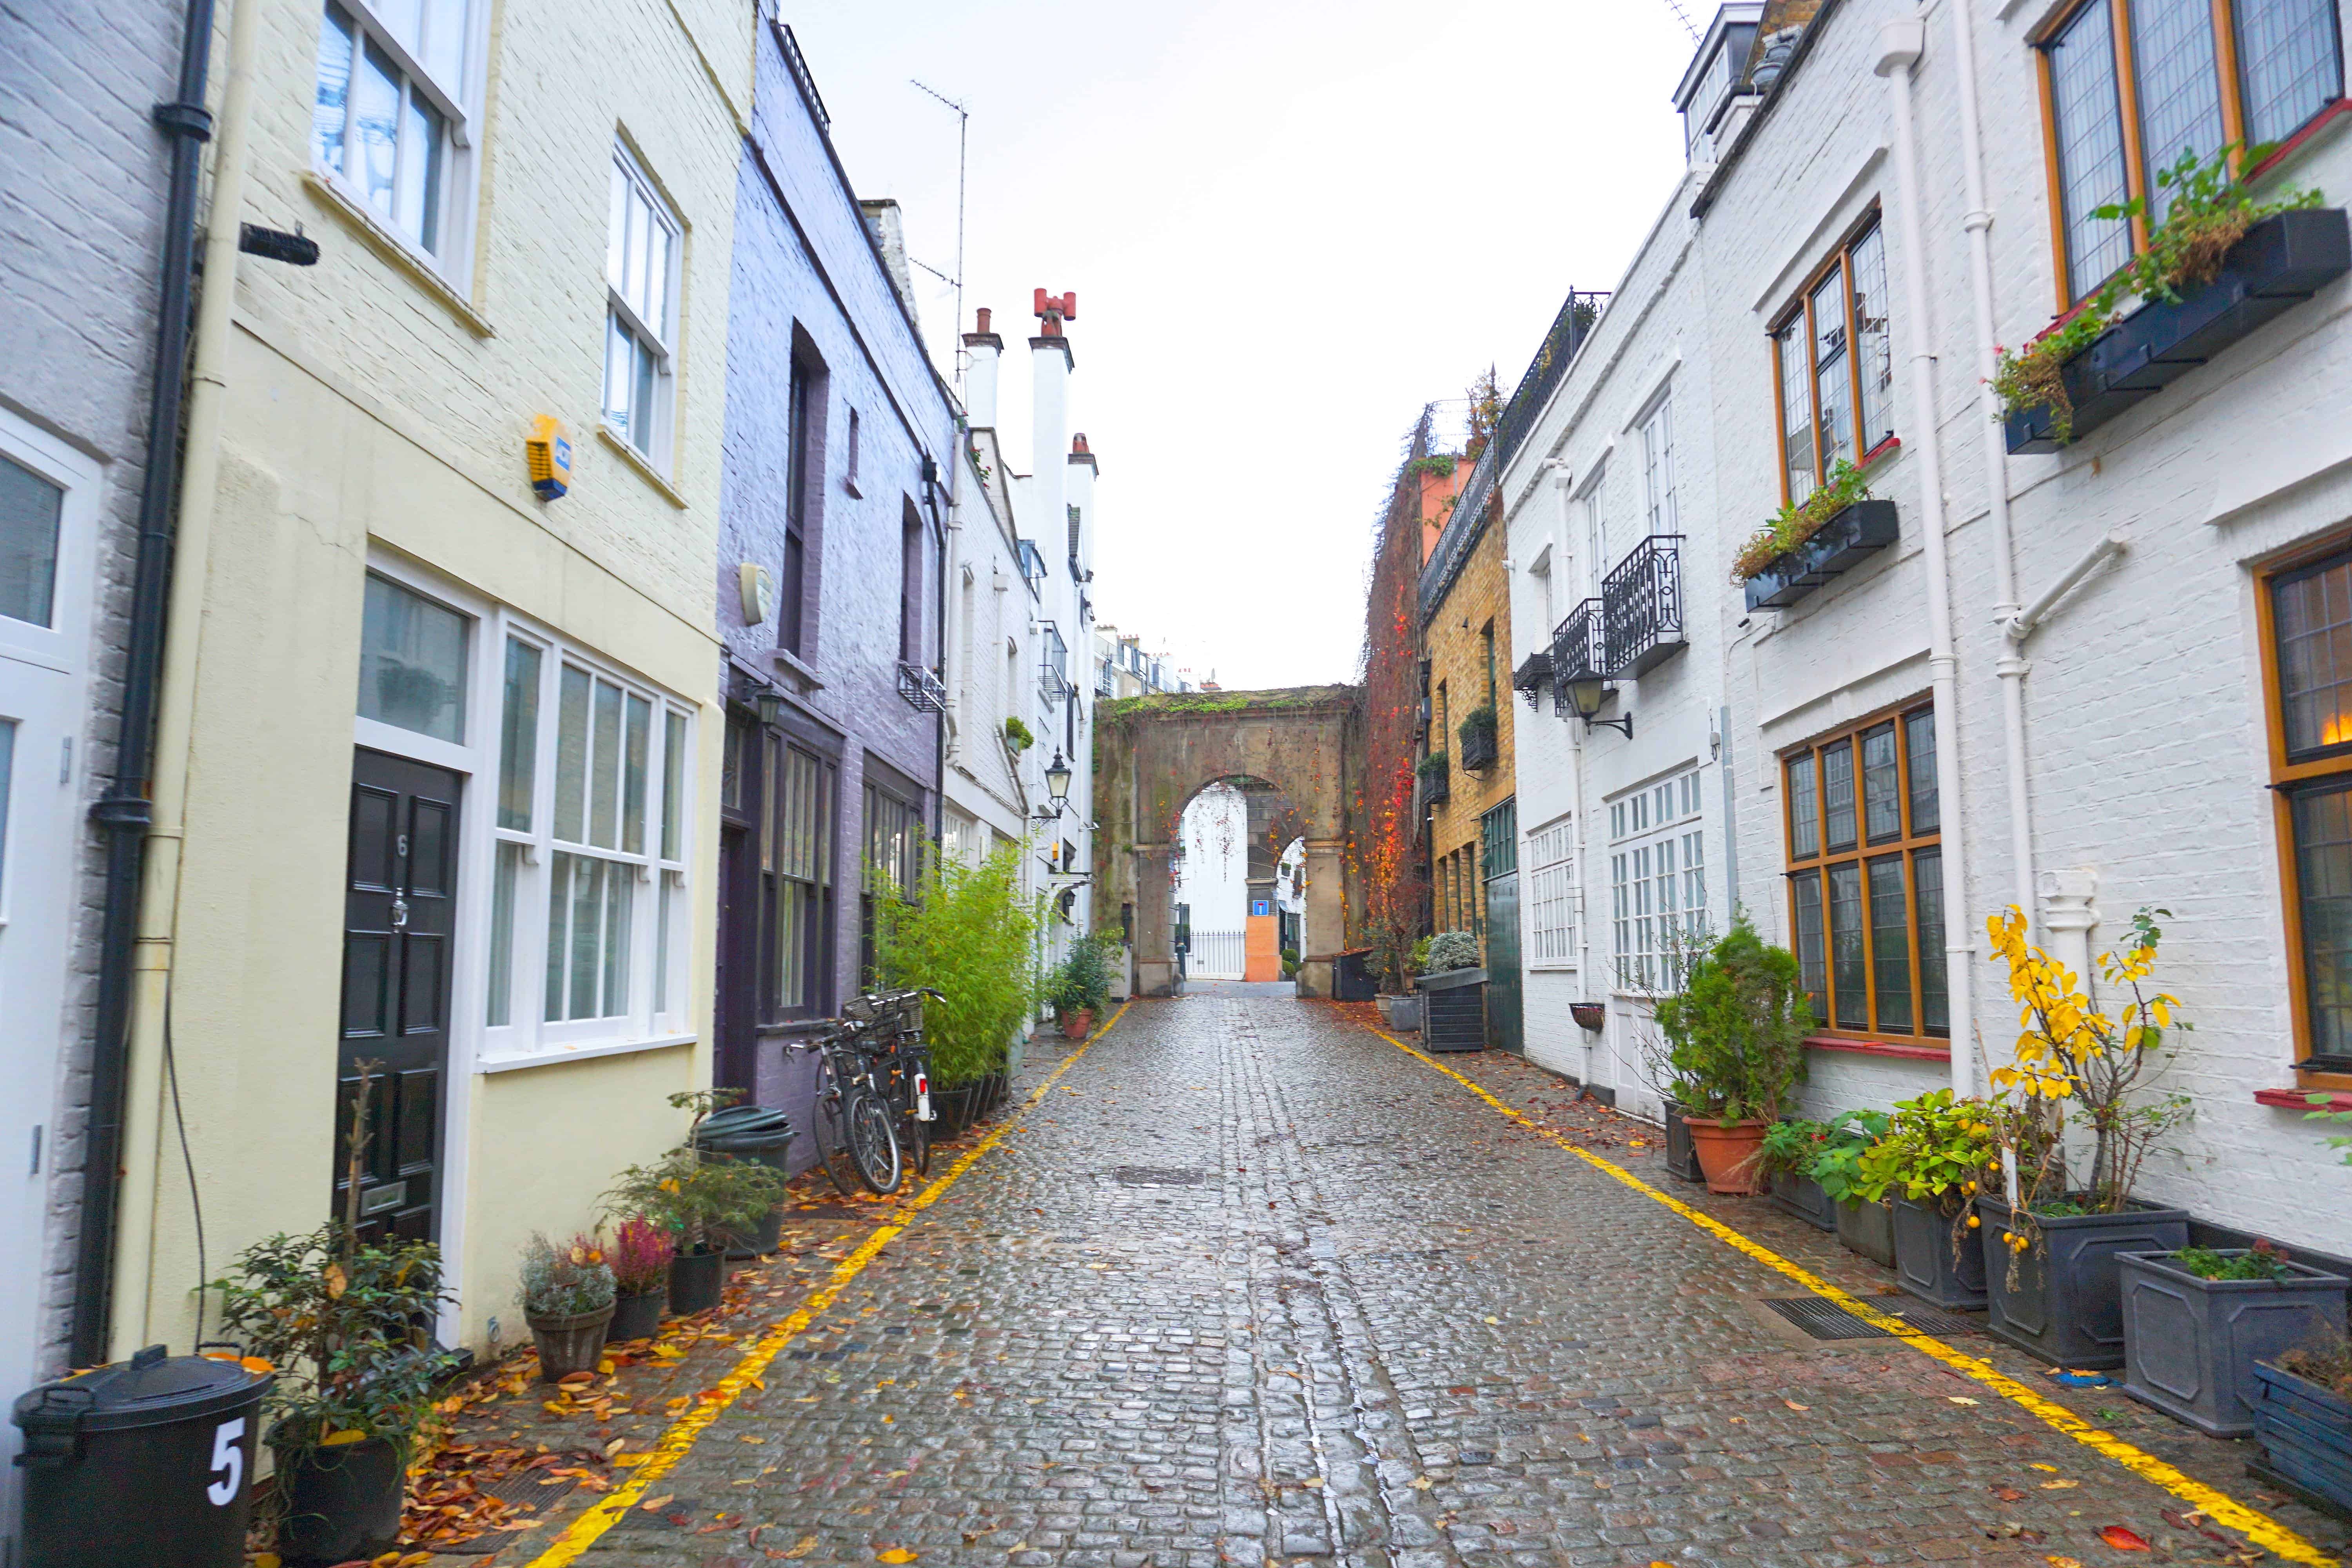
{"left": 1659, "top": 0, "right": 1699, "bottom": 40}
{"left": 910, "top": 78, "right": 968, "bottom": 385}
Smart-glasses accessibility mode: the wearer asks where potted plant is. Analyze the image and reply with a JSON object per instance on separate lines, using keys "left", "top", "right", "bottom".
{"left": 215, "top": 1224, "right": 455, "bottom": 1566}
{"left": 517, "top": 1232, "right": 615, "bottom": 1381}
{"left": 1809, "top": 1109, "right": 1895, "bottom": 1267}
{"left": 1732, "top": 459, "right": 1898, "bottom": 612}
{"left": 872, "top": 842, "right": 1040, "bottom": 1122}
{"left": 607, "top": 1215, "right": 669, "bottom": 1343}
{"left": 2251, "top": 1327, "right": 2352, "bottom": 1515}
{"left": 1974, "top": 906, "right": 2194, "bottom": 1368}
{"left": 1003, "top": 715, "right": 1035, "bottom": 755}
{"left": 1653, "top": 917, "right": 1810, "bottom": 1195}
{"left": 1044, "top": 931, "right": 1113, "bottom": 1039}
{"left": 1416, "top": 750, "right": 1450, "bottom": 807}
{"left": 1853, "top": 1089, "right": 1995, "bottom": 1309}
{"left": 1457, "top": 706, "right": 1499, "bottom": 771}
{"left": 2115, "top": 1240, "right": 2349, "bottom": 1437}
{"left": 1760, "top": 1118, "right": 1836, "bottom": 1231}
{"left": 1415, "top": 931, "right": 1487, "bottom": 1052}
{"left": 604, "top": 1091, "right": 790, "bottom": 1318}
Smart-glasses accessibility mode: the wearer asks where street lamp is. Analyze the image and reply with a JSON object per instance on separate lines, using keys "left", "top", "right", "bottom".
{"left": 1044, "top": 749, "right": 1073, "bottom": 811}
{"left": 1561, "top": 675, "right": 1633, "bottom": 739}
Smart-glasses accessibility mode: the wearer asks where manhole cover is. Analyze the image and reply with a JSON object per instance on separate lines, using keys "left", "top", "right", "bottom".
{"left": 1763, "top": 1297, "right": 1981, "bottom": 1341}
{"left": 1114, "top": 1167, "right": 1208, "bottom": 1186}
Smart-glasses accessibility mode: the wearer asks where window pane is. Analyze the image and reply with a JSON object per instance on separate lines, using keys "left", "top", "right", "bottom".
{"left": 1822, "top": 739, "right": 1857, "bottom": 852}
{"left": 355, "top": 38, "right": 401, "bottom": 218}
{"left": 543, "top": 853, "right": 568, "bottom": 1022}
{"left": 374, "top": 0, "right": 421, "bottom": 53}
{"left": 623, "top": 692, "right": 651, "bottom": 855}
{"left": 1786, "top": 751, "right": 1819, "bottom": 859}
{"left": 396, "top": 89, "right": 445, "bottom": 252}
{"left": 2131, "top": 0, "right": 2227, "bottom": 223}
{"left": 1915, "top": 848, "right": 1948, "bottom": 1035}
{"left": 312, "top": 4, "right": 355, "bottom": 176}
{"left": 0, "top": 721, "right": 13, "bottom": 898}
{"left": 2236, "top": 0, "right": 2344, "bottom": 146}
{"left": 554, "top": 665, "right": 590, "bottom": 842}
{"left": 1862, "top": 722, "right": 1901, "bottom": 841}
{"left": 497, "top": 637, "right": 539, "bottom": 831}
{"left": 2296, "top": 784, "right": 2352, "bottom": 1057}
{"left": 1869, "top": 854, "right": 1913, "bottom": 1033}
{"left": 589, "top": 679, "right": 622, "bottom": 849}
{"left": 2275, "top": 557, "right": 2352, "bottom": 757}
{"left": 569, "top": 854, "right": 603, "bottom": 1019}
{"left": 662, "top": 710, "right": 686, "bottom": 860}
{"left": 2048, "top": 0, "right": 2134, "bottom": 298}
{"left": 1905, "top": 709, "right": 1939, "bottom": 834}
{"left": 1848, "top": 225, "right": 1893, "bottom": 452}
{"left": 602, "top": 862, "right": 632, "bottom": 1016}
{"left": 643, "top": 212, "right": 670, "bottom": 341}
{"left": 603, "top": 314, "right": 636, "bottom": 437}
{"left": 1775, "top": 322, "right": 1815, "bottom": 502}
{"left": 1792, "top": 870, "right": 1826, "bottom": 1025}
{"left": 632, "top": 336, "right": 657, "bottom": 455}
{"left": 625, "top": 184, "right": 649, "bottom": 317}
{"left": 606, "top": 162, "right": 629, "bottom": 293}
{"left": 1810, "top": 268, "right": 1853, "bottom": 474}
{"left": 486, "top": 839, "right": 519, "bottom": 1026}
{"left": 1828, "top": 861, "right": 1867, "bottom": 1030}
{"left": 655, "top": 868, "right": 675, "bottom": 1014}
{"left": 0, "top": 454, "right": 64, "bottom": 628}
{"left": 420, "top": 0, "right": 466, "bottom": 90}
{"left": 357, "top": 573, "right": 467, "bottom": 742}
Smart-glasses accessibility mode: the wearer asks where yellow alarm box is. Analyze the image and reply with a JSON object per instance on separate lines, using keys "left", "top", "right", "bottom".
{"left": 526, "top": 415, "right": 572, "bottom": 500}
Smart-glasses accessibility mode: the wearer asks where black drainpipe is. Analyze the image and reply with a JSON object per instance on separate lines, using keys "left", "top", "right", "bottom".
{"left": 72, "top": 0, "right": 220, "bottom": 1368}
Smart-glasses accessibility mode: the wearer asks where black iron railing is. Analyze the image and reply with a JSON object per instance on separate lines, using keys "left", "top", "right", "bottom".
{"left": 778, "top": 24, "right": 831, "bottom": 131}
{"left": 1550, "top": 598, "right": 1606, "bottom": 688}
{"left": 1496, "top": 289, "right": 1609, "bottom": 471}
{"left": 1511, "top": 650, "right": 1554, "bottom": 710}
{"left": 1459, "top": 711, "right": 1499, "bottom": 772}
{"left": 896, "top": 662, "right": 946, "bottom": 713}
{"left": 1039, "top": 623, "right": 1070, "bottom": 704}
{"left": 1601, "top": 536, "right": 1687, "bottom": 678}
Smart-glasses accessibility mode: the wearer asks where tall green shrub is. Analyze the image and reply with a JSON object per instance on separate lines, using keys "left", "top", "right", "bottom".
{"left": 1652, "top": 916, "right": 1811, "bottom": 1122}
{"left": 872, "top": 843, "right": 1041, "bottom": 1087}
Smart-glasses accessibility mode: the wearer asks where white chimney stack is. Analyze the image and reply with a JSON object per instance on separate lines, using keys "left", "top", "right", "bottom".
{"left": 962, "top": 307, "right": 1002, "bottom": 429}
{"left": 1066, "top": 432, "right": 1097, "bottom": 577}
{"left": 1029, "top": 287, "right": 1074, "bottom": 554}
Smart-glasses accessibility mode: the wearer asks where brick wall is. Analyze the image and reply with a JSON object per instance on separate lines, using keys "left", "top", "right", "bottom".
{"left": 1425, "top": 513, "right": 1515, "bottom": 939}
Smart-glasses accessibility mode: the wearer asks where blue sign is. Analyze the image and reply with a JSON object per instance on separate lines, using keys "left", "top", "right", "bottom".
{"left": 1250, "top": 898, "right": 1271, "bottom": 917}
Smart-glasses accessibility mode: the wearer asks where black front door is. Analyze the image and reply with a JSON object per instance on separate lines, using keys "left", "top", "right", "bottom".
{"left": 336, "top": 749, "right": 459, "bottom": 1244}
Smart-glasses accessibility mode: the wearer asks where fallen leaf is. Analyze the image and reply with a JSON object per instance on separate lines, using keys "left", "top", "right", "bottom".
{"left": 320, "top": 1428, "right": 367, "bottom": 1446}
{"left": 878, "top": 1550, "right": 919, "bottom": 1564}
{"left": 1408, "top": 1476, "right": 1433, "bottom": 1490}
{"left": 782, "top": 1536, "right": 819, "bottom": 1559}
{"left": 2099, "top": 1526, "right": 2150, "bottom": 1552}
{"left": 605, "top": 1438, "right": 625, "bottom": 1457}
{"left": 2029, "top": 1462, "right": 2059, "bottom": 1472}
{"left": 1300, "top": 1477, "right": 1324, "bottom": 1488}
{"left": 639, "top": 1495, "right": 674, "bottom": 1513}
{"left": 2039, "top": 1479, "right": 2080, "bottom": 1490}
{"left": 1993, "top": 1486, "right": 2026, "bottom": 1501}
{"left": 1948, "top": 1396, "right": 1980, "bottom": 1405}
{"left": 1783, "top": 1399, "right": 1810, "bottom": 1411}
{"left": 2045, "top": 1557, "right": 2084, "bottom": 1568}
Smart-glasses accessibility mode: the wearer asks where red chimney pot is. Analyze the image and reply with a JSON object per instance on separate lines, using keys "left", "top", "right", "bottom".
{"left": 974, "top": 307, "right": 991, "bottom": 334}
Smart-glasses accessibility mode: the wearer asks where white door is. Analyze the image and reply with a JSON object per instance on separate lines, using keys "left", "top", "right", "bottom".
{"left": 0, "top": 414, "right": 101, "bottom": 1468}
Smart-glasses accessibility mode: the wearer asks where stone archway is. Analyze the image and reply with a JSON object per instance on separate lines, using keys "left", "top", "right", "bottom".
{"left": 1092, "top": 687, "right": 1364, "bottom": 997}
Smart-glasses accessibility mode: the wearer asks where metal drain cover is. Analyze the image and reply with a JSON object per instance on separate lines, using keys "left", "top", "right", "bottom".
{"left": 1763, "top": 1296, "right": 1982, "bottom": 1340}
{"left": 1114, "top": 1167, "right": 1208, "bottom": 1186}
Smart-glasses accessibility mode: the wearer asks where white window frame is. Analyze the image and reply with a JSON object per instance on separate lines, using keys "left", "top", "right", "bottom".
{"left": 603, "top": 142, "right": 684, "bottom": 473}
{"left": 309, "top": 0, "right": 484, "bottom": 276}
{"left": 1576, "top": 463, "right": 1608, "bottom": 599}
{"left": 1640, "top": 398, "right": 1677, "bottom": 538}
{"left": 1525, "top": 815, "right": 1577, "bottom": 969}
{"left": 1608, "top": 768, "right": 1707, "bottom": 995}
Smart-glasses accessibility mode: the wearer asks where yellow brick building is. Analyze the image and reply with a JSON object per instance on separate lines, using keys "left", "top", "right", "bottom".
{"left": 1421, "top": 488, "right": 1517, "bottom": 984}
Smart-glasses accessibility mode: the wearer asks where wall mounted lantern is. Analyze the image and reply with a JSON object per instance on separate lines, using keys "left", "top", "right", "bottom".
{"left": 1561, "top": 676, "right": 1632, "bottom": 739}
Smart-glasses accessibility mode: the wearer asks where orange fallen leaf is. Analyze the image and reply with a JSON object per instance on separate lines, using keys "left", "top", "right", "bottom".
{"left": 1783, "top": 1399, "right": 1809, "bottom": 1411}
{"left": 639, "top": 1494, "right": 675, "bottom": 1513}
{"left": 782, "top": 1536, "right": 819, "bottom": 1559}
{"left": 2098, "top": 1526, "right": 2150, "bottom": 1552}
{"left": 2045, "top": 1558, "right": 2084, "bottom": 1568}
{"left": 878, "top": 1550, "right": 919, "bottom": 1564}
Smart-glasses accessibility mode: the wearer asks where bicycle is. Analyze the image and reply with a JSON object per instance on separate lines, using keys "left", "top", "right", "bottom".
{"left": 848, "top": 987, "right": 943, "bottom": 1183}
{"left": 787, "top": 1021, "right": 902, "bottom": 1196}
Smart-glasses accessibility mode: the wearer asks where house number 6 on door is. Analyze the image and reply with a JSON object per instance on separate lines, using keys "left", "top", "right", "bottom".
{"left": 207, "top": 1417, "right": 245, "bottom": 1506}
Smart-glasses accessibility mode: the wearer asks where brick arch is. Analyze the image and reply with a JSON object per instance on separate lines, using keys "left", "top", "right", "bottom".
{"left": 1091, "top": 687, "right": 1366, "bottom": 997}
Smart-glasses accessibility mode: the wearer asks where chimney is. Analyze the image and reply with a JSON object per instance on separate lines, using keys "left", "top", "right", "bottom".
{"left": 1030, "top": 287, "right": 1073, "bottom": 557}
{"left": 962, "top": 306, "right": 1003, "bottom": 429}
{"left": 858, "top": 199, "right": 921, "bottom": 334}
{"left": 1066, "top": 432, "right": 1097, "bottom": 575}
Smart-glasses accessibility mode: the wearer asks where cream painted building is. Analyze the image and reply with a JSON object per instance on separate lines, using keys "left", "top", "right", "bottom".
{"left": 102, "top": 0, "right": 748, "bottom": 1357}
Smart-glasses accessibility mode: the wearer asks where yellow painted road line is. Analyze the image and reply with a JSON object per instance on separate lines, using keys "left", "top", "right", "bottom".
{"left": 522, "top": 1001, "right": 1134, "bottom": 1568}
{"left": 1367, "top": 1023, "right": 2338, "bottom": 1568}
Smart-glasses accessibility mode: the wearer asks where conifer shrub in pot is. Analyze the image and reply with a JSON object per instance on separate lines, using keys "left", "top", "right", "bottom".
{"left": 1855, "top": 1090, "right": 1994, "bottom": 1309}
{"left": 1653, "top": 918, "right": 1810, "bottom": 1196}
{"left": 1809, "top": 1109, "right": 1895, "bottom": 1267}
{"left": 2116, "top": 1241, "right": 2349, "bottom": 1437}
{"left": 606, "top": 1216, "right": 670, "bottom": 1343}
{"left": 1975, "top": 906, "right": 2194, "bottom": 1367}
{"left": 605, "top": 1091, "right": 789, "bottom": 1319}
{"left": 872, "top": 843, "right": 1040, "bottom": 1119}
{"left": 1045, "top": 931, "right": 1115, "bottom": 1040}
{"left": 519, "top": 1232, "right": 616, "bottom": 1381}
{"left": 1761, "top": 1118, "right": 1837, "bottom": 1231}
{"left": 214, "top": 1224, "right": 456, "bottom": 1566}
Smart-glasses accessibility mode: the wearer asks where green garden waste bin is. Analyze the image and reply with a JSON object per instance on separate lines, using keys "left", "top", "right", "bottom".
{"left": 13, "top": 1343, "right": 271, "bottom": 1568}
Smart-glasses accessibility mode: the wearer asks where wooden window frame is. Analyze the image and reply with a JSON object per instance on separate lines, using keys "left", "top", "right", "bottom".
{"left": 2257, "top": 530, "right": 2352, "bottom": 1088}
{"left": 1781, "top": 697, "right": 1945, "bottom": 1047}
{"left": 1767, "top": 211, "right": 1893, "bottom": 507}
{"left": 2031, "top": 0, "right": 2350, "bottom": 310}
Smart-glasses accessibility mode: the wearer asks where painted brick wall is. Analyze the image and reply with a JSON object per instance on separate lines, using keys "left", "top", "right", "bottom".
{"left": 0, "top": 0, "right": 185, "bottom": 1378}
{"left": 1425, "top": 518, "right": 1514, "bottom": 933}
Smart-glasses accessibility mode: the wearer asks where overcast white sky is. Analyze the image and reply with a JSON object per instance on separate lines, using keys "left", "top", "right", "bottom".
{"left": 789, "top": 1, "right": 1699, "bottom": 691}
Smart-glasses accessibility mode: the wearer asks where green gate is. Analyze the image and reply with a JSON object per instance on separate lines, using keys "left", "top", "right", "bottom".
{"left": 1480, "top": 799, "right": 1523, "bottom": 1056}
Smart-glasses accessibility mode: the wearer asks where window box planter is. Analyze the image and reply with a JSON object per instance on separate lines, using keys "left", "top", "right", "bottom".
{"left": 1417, "top": 967, "right": 1486, "bottom": 1052}
{"left": 2005, "top": 207, "right": 2350, "bottom": 454}
{"left": 1740, "top": 500, "right": 1899, "bottom": 612}
{"left": 1660, "top": 1097, "right": 1704, "bottom": 1185}
{"left": 1770, "top": 1170, "right": 1837, "bottom": 1232}
{"left": 1893, "top": 1194, "right": 1987, "bottom": 1310}
{"left": 2250, "top": 1358, "right": 2352, "bottom": 1520}
{"left": 1569, "top": 1001, "right": 1606, "bottom": 1031}
{"left": 1459, "top": 720, "right": 1498, "bottom": 773}
{"left": 1974, "top": 1195, "right": 2190, "bottom": 1369}
{"left": 2116, "top": 1250, "right": 2349, "bottom": 1437}
{"left": 1837, "top": 1197, "right": 1898, "bottom": 1269}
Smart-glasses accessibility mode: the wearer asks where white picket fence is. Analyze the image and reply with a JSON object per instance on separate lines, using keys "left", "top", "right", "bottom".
{"left": 1186, "top": 928, "right": 1246, "bottom": 980}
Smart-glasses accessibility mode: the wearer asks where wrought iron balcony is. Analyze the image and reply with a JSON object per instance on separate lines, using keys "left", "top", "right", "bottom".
{"left": 1039, "top": 622, "right": 1070, "bottom": 705}
{"left": 1495, "top": 288, "right": 1609, "bottom": 471}
{"left": 1094, "top": 659, "right": 1116, "bottom": 697}
{"left": 896, "top": 661, "right": 947, "bottom": 713}
{"left": 1550, "top": 597, "right": 1606, "bottom": 694}
{"left": 1600, "top": 535, "right": 1687, "bottom": 679}
{"left": 1511, "top": 650, "right": 1554, "bottom": 711}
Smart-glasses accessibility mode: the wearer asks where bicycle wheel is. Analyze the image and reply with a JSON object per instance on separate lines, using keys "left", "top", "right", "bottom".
{"left": 902, "top": 1091, "right": 930, "bottom": 1179}
{"left": 811, "top": 1055, "right": 858, "bottom": 1198}
{"left": 847, "top": 1087, "right": 903, "bottom": 1195}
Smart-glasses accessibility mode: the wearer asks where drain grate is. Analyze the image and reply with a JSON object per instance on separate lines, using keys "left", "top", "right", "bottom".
{"left": 1763, "top": 1296, "right": 1982, "bottom": 1341}
{"left": 1114, "top": 1167, "right": 1209, "bottom": 1187}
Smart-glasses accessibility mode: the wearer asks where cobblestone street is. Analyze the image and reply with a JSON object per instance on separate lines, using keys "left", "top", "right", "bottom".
{"left": 531, "top": 996, "right": 2352, "bottom": 1568}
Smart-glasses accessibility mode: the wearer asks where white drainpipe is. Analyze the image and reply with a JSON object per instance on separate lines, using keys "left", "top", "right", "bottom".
{"left": 1878, "top": 20, "right": 1980, "bottom": 1100}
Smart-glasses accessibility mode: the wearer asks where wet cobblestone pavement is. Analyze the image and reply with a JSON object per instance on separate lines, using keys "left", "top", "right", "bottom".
{"left": 507, "top": 996, "right": 2352, "bottom": 1568}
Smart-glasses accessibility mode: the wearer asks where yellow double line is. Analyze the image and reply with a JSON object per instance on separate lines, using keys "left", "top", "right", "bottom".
{"left": 523, "top": 1002, "right": 1132, "bottom": 1567}
{"left": 1370, "top": 1024, "right": 2336, "bottom": 1566}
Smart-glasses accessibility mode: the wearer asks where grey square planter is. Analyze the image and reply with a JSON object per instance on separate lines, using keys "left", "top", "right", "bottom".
{"left": 2116, "top": 1251, "right": 2349, "bottom": 1437}
{"left": 2250, "top": 1359, "right": 2352, "bottom": 1519}
{"left": 1894, "top": 1194, "right": 1986, "bottom": 1309}
{"left": 1837, "top": 1198, "right": 1897, "bottom": 1269}
{"left": 1770, "top": 1171, "right": 1837, "bottom": 1232}
{"left": 1975, "top": 1196, "right": 2190, "bottom": 1370}
{"left": 1417, "top": 968, "right": 1486, "bottom": 1052}
{"left": 1661, "top": 1098, "right": 1704, "bottom": 1185}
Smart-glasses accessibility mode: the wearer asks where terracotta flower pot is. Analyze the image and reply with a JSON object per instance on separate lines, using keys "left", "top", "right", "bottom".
{"left": 1059, "top": 1009, "right": 1094, "bottom": 1040}
{"left": 1681, "top": 1116, "right": 1770, "bottom": 1195}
